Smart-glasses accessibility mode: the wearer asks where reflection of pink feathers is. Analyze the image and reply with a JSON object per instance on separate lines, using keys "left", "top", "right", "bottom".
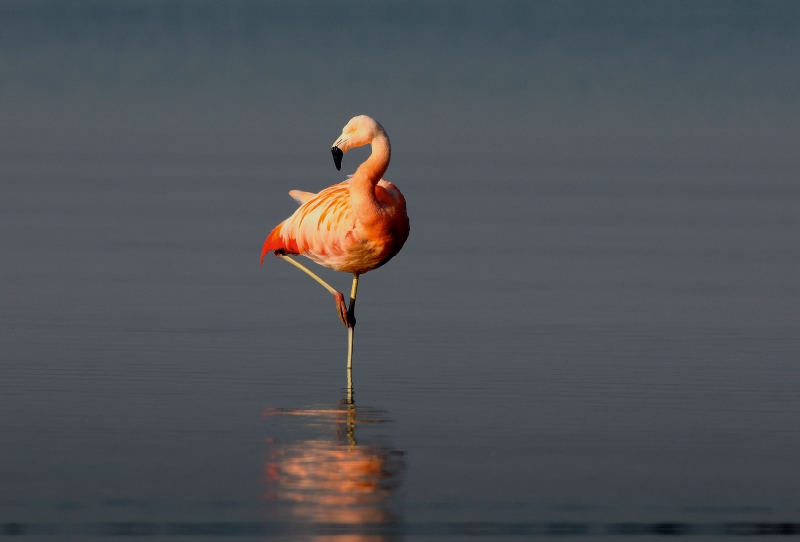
{"left": 264, "top": 440, "right": 404, "bottom": 524}
{"left": 261, "top": 115, "right": 409, "bottom": 276}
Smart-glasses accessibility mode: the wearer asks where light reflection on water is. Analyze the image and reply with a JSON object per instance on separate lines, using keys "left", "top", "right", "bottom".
{"left": 261, "top": 386, "right": 405, "bottom": 535}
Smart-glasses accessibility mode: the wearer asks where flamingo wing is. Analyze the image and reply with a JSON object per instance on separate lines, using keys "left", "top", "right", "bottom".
{"left": 261, "top": 182, "right": 357, "bottom": 267}
{"left": 288, "top": 190, "right": 316, "bottom": 205}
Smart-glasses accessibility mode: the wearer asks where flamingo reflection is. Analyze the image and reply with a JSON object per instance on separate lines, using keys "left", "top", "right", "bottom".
{"left": 262, "top": 388, "right": 405, "bottom": 538}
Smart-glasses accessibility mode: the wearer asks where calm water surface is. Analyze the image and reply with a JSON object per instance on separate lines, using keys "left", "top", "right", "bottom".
{"left": 1, "top": 1, "right": 799, "bottom": 539}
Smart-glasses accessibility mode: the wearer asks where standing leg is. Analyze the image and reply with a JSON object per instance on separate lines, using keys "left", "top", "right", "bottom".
{"left": 345, "top": 392, "right": 356, "bottom": 445}
{"left": 347, "top": 273, "right": 359, "bottom": 370}
{"left": 346, "top": 366, "right": 354, "bottom": 406}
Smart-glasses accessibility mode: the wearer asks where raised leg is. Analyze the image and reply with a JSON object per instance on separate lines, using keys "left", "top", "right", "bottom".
{"left": 274, "top": 254, "right": 360, "bottom": 370}
{"left": 275, "top": 253, "right": 354, "bottom": 327}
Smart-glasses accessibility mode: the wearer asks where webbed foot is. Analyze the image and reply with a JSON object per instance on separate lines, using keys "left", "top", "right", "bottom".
{"left": 334, "top": 292, "right": 356, "bottom": 328}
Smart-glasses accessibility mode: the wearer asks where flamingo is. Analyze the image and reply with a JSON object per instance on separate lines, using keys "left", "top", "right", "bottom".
{"left": 261, "top": 116, "right": 410, "bottom": 369}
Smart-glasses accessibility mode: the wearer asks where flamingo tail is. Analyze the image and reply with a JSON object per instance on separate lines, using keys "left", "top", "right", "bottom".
{"left": 260, "top": 225, "right": 299, "bottom": 265}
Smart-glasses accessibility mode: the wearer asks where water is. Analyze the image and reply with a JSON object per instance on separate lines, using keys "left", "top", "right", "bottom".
{"left": 1, "top": 1, "right": 800, "bottom": 539}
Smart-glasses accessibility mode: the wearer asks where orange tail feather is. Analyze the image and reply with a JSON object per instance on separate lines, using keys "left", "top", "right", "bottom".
{"left": 261, "top": 225, "right": 299, "bottom": 264}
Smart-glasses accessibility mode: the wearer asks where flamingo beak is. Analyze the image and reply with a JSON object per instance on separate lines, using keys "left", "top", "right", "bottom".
{"left": 331, "top": 146, "right": 343, "bottom": 171}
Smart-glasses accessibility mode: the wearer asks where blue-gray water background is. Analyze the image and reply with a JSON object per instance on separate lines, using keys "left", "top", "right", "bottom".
{"left": 1, "top": 0, "right": 799, "bottom": 538}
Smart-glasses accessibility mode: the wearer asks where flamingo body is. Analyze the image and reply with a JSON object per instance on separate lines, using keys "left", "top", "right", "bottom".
{"left": 261, "top": 116, "right": 409, "bottom": 276}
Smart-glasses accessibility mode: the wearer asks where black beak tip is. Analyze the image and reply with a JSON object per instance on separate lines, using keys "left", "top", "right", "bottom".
{"left": 331, "top": 146, "right": 343, "bottom": 171}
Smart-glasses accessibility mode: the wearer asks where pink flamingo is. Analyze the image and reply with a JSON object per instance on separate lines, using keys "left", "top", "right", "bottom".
{"left": 261, "top": 116, "right": 410, "bottom": 368}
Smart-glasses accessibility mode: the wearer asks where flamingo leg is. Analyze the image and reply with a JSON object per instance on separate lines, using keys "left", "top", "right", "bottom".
{"left": 346, "top": 365, "right": 354, "bottom": 406}
{"left": 347, "top": 274, "right": 359, "bottom": 370}
{"left": 275, "top": 253, "right": 354, "bottom": 328}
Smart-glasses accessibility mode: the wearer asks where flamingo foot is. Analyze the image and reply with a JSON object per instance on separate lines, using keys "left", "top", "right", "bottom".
{"left": 334, "top": 292, "right": 356, "bottom": 328}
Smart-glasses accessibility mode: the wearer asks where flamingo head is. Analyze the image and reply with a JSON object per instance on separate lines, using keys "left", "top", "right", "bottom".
{"left": 331, "top": 115, "right": 385, "bottom": 171}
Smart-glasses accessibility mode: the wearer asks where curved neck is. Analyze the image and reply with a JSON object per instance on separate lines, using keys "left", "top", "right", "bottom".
{"left": 350, "top": 134, "right": 391, "bottom": 225}
{"left": 355, "top": 133, "right": 390, "bottom": 181}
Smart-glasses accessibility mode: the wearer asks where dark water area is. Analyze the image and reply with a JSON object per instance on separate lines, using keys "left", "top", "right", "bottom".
{"left": 1, "top": 1, "right": 800, "bottom": 539}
